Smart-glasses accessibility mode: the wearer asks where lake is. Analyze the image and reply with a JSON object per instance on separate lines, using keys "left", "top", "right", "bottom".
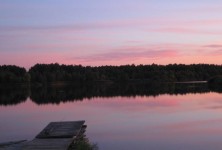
{"left": 1, "top": 83, "right": 222, "bottom": 150}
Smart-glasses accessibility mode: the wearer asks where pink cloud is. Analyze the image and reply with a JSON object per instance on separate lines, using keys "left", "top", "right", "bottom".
{"left": 69, "top": 44, "right": 180, "bottom": 64}
{"left": 2, "top": 18, "right": 222, "bottom": 32}
{"left": 153, "top": 27, "right": 222, "bottom": 35}
{"left": 203, "top": 44, "right": 222, "bottom": 48}
{"left": 192, "top": 6, "right": 222, "bottom": 13}
{"left": 24, "top": 43, "right": 102, "bottom": 51}
{"left": 0, "top": 51, "right": 67, "bottom": 69}
{"left": 198, "top": 44, "right": 222, "bottom": 56}
{"left": 190, "top": 19, "right": 222, "bottom": 25}
{"left": 207, "top": 49, "right": 222, "bottom": 56}
{"left": 2, "top": 41, "right": 222, "bottom": 69}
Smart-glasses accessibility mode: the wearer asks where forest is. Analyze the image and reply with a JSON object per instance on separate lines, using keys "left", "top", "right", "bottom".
{"left": 1, "top": 63, "right": 222, "bottom": 85}
{"left": 0, "top": 65, "right": 30, "bottom": 84}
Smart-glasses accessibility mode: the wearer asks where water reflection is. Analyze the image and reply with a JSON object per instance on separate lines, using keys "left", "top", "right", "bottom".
{"left": 0, "top": 83, "right": 215, "bottom": 105}
{"left": 0, "top": 86, "right": 29, "bottom": 106}
{"left": 1, "top": 86, "right": 222, "bottom": 149}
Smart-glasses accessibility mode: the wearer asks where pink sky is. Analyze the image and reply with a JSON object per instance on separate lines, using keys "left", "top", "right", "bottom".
{"left": 1, "top": 1, "right": 222, "bottom": 69}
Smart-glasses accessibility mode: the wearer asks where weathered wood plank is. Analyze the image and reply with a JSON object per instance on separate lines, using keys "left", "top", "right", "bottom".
{"left": 0, "top": 140, "right": 27, "bottom": 147}
{"left": 0, "top": 140, "right": 27, "bottom": 150}
{"left": 22, "top": 139, "right": 73, "bottom": 150}
{"left": 0, "top": 121, "right": 86, "bottom": 150}
{"left": 36, "top": 121, "right": 85, "bottom": 139}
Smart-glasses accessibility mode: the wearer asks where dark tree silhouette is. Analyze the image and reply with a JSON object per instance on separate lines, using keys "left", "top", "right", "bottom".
{"left": 1, "top": 63, "right": 222, "bottom": 85}
{"left": 0, "top": 65, "right": 29, "bottom": 84}
{"left": 29, "top": 63, "right": 222, "bottom": 84}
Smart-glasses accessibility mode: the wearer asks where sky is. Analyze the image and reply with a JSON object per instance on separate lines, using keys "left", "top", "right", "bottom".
{"left": 1, "top": 0, "right": 222, "bottom": 69}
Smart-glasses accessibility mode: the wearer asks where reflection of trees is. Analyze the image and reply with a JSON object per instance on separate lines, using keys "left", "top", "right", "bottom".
{"left": 30, "top": 84, "right": 95, "bottom": 104}
{"left": 208, "top": 76, "right": 222, "bottom": 93}
{"left": 0, "top": 86, "right": 29, "bottom": 106}
{"left": 208, "top": 84, "right": 222, "bottom": 93}
{"left": 0, "top": 83, "right": 216, "bottom": 106}
{"left": 173, "top": 83, "right": 209, "bottom": 95}
{"left": 30, "top": 83, "right": 210, "bottom": 105}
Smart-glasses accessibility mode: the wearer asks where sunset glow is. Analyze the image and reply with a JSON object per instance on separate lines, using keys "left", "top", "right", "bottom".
{"left": 1, "top": 0, "right": 222, "bottom": 68}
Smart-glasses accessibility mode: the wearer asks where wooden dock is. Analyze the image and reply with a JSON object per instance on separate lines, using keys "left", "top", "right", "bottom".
{"left": 0, "top": 120, "right": 86, "bottom": 150}
{"left": 36, "top": 121, "right": 85, "bottom": 139}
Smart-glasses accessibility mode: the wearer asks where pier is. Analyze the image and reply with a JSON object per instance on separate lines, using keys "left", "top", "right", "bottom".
{"left": 0, "top": 121, "right": 86, "bottom": 150}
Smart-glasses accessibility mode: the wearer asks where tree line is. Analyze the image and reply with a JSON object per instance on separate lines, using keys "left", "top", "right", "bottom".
{"left": 0, "top": 65, "right": 30, "bottom": 84}
{"left": 1, "top": 63, "right": 222, "bottom": 84}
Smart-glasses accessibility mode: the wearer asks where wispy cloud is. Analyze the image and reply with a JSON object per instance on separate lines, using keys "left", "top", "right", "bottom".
{"left": 203, "top": 44, "right": 222, "bottom": 48}
{"left": 71, "top": 45, "right": 179, "bottom": 63}
{"left": 153, "top": 27, "right": 222, "bottom": 35}
{"left": 2, "top": 18, "right": 222, "bottom": 33}
{"left": 207, "top": 49, "right": 222, "bottom": 56}
{"left": 199, "top": 43, "right": 222, "bottom": 56}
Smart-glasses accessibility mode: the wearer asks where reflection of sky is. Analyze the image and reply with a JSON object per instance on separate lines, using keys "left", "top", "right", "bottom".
{"left": 1, "top": 93, "right": 222, "bottom": 149}
{"left": 1, "top": 1, "right": 222, "bottom": 68}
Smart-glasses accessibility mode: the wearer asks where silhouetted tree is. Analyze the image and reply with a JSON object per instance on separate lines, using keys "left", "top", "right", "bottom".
{"left": 0, "top": 65, "right": 29, "bottom": 84}
{"left": 28, "top": 63, "right": 222, "bottom": 85}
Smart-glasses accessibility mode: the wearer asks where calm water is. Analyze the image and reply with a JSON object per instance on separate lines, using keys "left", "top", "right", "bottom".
{"left": 1, "top": 83, "right": 222, "bottom": 150}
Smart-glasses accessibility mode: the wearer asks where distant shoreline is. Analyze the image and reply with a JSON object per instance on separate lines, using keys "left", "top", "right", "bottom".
{"left": 174, "top": 81, "right": 207, "bottom": 84}
{"left": 1, "top": 63, "right": 222, "bottom": 86}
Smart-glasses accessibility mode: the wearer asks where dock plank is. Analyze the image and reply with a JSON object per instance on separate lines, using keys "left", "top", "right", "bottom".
{"left": 36, "top": 121, "right": 85, "bottom": 139}
{"left": 22, "top": 138, "right": 73, "bottom": 150}
{"left": 0, "top": 121, "right": 86, "bottom": 150}
{"left": 0, "top": 140, "right": 27, "bottom": 150}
